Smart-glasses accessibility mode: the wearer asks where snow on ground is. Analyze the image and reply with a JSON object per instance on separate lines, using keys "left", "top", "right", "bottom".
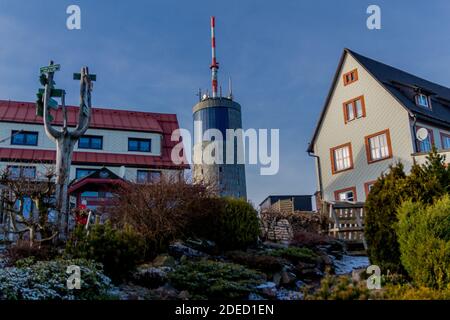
{"left": 333, "top": 255, "right": 370, "bottom": 275}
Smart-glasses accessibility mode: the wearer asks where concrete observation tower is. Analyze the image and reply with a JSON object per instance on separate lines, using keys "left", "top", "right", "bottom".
{"left": 192, "top": 16, "right": 247, "bottom": 199}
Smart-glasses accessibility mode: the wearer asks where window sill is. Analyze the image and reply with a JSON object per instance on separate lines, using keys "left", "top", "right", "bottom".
{"left": 367, "top": 155, "right": 393, "bottom": 164}
{"left": 332, "top": 166, "right": 354, "bottom": 175}
{"left": 345, "top": 116, "right": 365, "bottom": 124}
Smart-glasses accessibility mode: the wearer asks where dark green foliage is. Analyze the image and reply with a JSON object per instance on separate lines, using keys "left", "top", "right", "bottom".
{"left": 305, "top": 275, "right": 371, "bottom": 300}
{"left": 226, "top": 251, "right": 285, "bottom": 273}
{"left": 405, "top": 150, "right": 450, "bottom": 204}
{"left": 397, "top": 196, "right": 450, "bottom": 289}
{"left": 364, "top": 150, "right": 449, "bottom": 273}
{"left": 66, "top": 222, "right": 145, "bottom": 282}
{"left": 269, "top": 246, "right": 317, "bottom": 264}
{"left": 197, "top": 198, "right": 261, "bottom": 250}
{"left": 169, "top": 260, "right": 265, "bottom": 299}
{"left": 364, "top": 162, "right": 407, "bottom": 273}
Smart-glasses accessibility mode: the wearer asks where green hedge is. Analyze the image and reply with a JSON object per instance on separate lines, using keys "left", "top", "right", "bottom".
{"left": 66, "top": 222, "right": 145, "bottom": 282}
{"left": 199, "top": 198, "right": 261, "bottom": 250}
{"left": 169, "top": 260, "right": 265, "bottom": 299}
{"left": 364, "top": 150, "right": 449, "bottom": 273}
{"left": 397, "top": 195, "right": 450, "bottom": 289}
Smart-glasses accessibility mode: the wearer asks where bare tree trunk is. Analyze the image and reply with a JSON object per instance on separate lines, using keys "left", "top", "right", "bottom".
{"left": 41, "top": 64, "right": 93, "bottom": 239}
{"left": 55, "top": 136, "right": 76, "bottom": 238}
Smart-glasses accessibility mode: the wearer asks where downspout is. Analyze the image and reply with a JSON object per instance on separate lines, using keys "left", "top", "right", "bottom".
{"left": 411, "top": 113, "right": 419, "bottom": 159}
{"left": 308, "top": 150, "right": 324, "bottom": 198}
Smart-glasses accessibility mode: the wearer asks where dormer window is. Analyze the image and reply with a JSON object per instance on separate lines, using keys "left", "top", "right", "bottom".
{"left": 416, "top": 93, "right": 430, "bottom": 109}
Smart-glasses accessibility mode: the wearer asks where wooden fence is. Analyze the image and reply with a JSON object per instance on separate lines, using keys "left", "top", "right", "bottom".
{"left": 327, "top": 201, "right": 367, "bottom": 253}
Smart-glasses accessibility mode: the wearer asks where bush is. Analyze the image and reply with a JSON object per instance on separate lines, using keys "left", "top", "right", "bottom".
{"left": 169, "top": 260, "right": 265, "bottom": 299}
{"left": 397, "top": 195, "right": 450, "bottom": 289}
{"left": 65, "top": 222, "right": 145, "bottom": 282}
{"left": 226, "top": 251, "right": 285, "bottom": 273}
{"left": 364, "top": 151, "right": 449, "bottom": 273}
{"left": 364, "top": 162, "right": 407, "bottom": 273}
{"left": 5, "top": 241, "right": 58, "bottom": 266}
{"left": 201, "top": 198, "right": 261, "bottom": 250}
{"left": 305, "top": 275, "right": 371, "bottom": 300}
{"left": 379, "top": 284, "right": 450, "bottom": 300}
{"left": 110, "top": 180, "right": 216, "bottom": 255}
{"left": 269, "top": 246, "right": 317, "bottom": 263}
{"left": 0, "top": 258, "right": 114, "bottom": 300}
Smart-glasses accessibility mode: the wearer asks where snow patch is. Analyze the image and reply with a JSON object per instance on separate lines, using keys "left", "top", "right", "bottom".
{"left": 334, "top": 255, "right": 370, "bottom": 275}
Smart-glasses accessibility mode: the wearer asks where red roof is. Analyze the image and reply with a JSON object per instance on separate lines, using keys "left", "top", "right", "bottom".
{"left": 0, "top": 100, "right": 189, "bottom": 170}
{"left": 0, "top": 100, "right": 167, "bottom": 132}
{"left": 0, "top": 148, "right": 188, "bottom": 169}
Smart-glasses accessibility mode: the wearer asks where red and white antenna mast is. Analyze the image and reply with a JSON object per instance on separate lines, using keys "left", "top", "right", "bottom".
{"left": 210, "top": 16, "right": 219, "bottom": 98}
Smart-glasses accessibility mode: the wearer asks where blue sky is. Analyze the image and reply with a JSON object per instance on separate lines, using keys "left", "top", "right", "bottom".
{"left": 0, "top": 0, "right": 449, "bottom": 205}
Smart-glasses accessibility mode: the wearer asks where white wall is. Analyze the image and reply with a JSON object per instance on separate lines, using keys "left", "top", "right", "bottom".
{"left": 0, "top": 122, "right": 162, "bottom": 156}
{"left": 0, "top": 161, "right": 182, "bottom": 183}
{"left": 313, "top": 53, "right": 415, "bottom": 202}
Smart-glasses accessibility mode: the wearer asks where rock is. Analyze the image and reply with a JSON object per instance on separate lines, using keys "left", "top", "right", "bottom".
{"left": 298, "top": 267, "right": 324, "bottom": 279}
{"left": 273, "top": 272, "right": 282, "bottom": 286}
{"left": 256, "top": 282, "right": 278, "bottom": 298}
{"left": 248, "top": 292, "right": 266, "bottom": 300}
{"left": 152, "top": 254, "right": 176, "bottom": 268}
{"left": 117, "top": 284, "right": 152, "bottom": 300}
{"left": 263, "top": 241, "right": 289, "bottom": 250}
{"left": 151, "top": 284, "right": 180, "bottom": 300}
{"left": 276, "top": 288, "right": 304, "bottom": 300}
{"left": 178, "top": 290, "right": 190, "bottom": 300}
{"left": 169, "top": 241, "right": 209, "bottom": 259}
{"left": 185, "top": 238, "right": 217, "bottom": 253}
{"left": 256, "top": 281, "right": 277, "bottom": 289}
{"left": 132, "top": 266, "right": 172, "bottom": 288}
{"left": 352, "top": 268, "right": 366, "bottom": 282}
{"left": 281, "top": 270, "right": 296, "bottom": 285}
{"left": 319, "top": 253, "right": 333, "bottom": 266}
{"left": 295, "top": 280, "right": 306, "bottom": 289}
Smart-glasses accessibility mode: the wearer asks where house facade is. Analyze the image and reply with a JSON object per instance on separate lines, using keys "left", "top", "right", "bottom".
{"left": 0, "top": 100, "right": 188, "bottom": 210}
{"left": 307, "top": 49, "right": 450, "bottom": 203}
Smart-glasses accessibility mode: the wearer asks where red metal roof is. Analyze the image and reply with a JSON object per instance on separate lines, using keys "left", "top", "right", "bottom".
{"left": 0, "top": 147, "right": 189, "bottom": 170}
{"left": 68, "top": 178, "right": 129, "bottom": 194}
{"left": 0, "top": 99, "right": 189, "bottom": 170}
{"left": 0, "top": 100, "right": 164, "bottom": 133}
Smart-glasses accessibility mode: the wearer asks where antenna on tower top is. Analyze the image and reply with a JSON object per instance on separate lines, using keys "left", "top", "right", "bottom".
{"left": 210, "top": 16, "right": 219, "bottom": 98}
{"left": 228, "top": 77, "right": 233, "bottom": 100}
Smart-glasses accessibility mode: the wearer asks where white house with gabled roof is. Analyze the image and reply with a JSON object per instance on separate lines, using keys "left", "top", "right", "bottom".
{"left": 307, "top": 49, "right": 450, "bottom": 203}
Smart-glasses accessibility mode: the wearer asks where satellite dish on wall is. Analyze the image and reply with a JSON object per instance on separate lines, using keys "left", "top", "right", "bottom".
{"left": 119, "top": 166, "right": 126, "bottom": 178}
{"left": 416, "top": 128, "right": 429, "bottom": 141}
